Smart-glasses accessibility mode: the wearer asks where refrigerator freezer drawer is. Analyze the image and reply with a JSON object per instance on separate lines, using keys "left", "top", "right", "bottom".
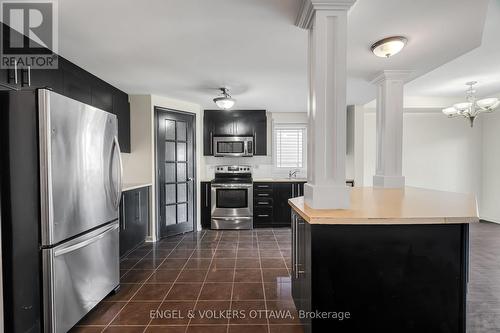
{"left": 43, "top": 222, "right": 119, "bottom": 333}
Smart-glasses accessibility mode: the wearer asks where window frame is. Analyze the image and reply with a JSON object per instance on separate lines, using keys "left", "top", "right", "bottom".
{"left": 272, "top": 122, "right": 307, "bottom": 172}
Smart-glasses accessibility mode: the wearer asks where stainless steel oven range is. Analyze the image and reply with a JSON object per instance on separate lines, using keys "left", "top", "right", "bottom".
{"left": 211, "top": 165, "right": 253, "bottom": 229}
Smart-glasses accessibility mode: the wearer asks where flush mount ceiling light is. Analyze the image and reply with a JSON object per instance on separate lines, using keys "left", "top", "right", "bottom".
{"left": 442, "top": 81, "right": 499, "bottom": 127}
{"left": 371, "top": 36, "right": 408, "bottom": 58}
{"left": 213, "top": 88, "right": 235, "bottom": 110}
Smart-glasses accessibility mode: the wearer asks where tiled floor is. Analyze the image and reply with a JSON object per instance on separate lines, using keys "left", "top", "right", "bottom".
{"left": 72, "top": 228, "right": 302, "bottom": 333}
{"left": 72, "top": 221, "right": 500, "bottom": 333}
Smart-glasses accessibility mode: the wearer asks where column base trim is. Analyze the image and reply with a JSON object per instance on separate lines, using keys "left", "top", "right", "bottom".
{"left": 373, "top": 175, "right": 405, "bottom": 188}
{"left": 304, "top": 183, "right": 351, "bottom": 209}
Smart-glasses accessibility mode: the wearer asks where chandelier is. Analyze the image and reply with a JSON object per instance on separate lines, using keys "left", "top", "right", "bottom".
{"left": 442, "top": 81, "right": 499, "bottom": 127}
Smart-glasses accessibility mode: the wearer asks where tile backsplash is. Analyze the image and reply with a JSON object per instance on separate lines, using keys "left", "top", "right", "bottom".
{"left": 202, "top": 156, "right": 306, "bottom": 180}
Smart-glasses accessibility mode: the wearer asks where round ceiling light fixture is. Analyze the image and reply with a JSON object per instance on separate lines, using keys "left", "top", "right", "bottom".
{"left": 371, "top": 36, "right": 408, "bottom": 58}
{"left": 213, "top": 88, "right": 235, "bottom": 110}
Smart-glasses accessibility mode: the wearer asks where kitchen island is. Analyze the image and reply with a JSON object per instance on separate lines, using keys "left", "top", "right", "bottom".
{"left": 288, "top": 187, "right": 478, "bottom": 333}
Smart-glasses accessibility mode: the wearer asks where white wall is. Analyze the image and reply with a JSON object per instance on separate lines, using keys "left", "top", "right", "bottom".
{"left": 481, "top": 111, "right": 500, "bottom": 223}
{"left": 361, "top": 108, "right": 483, "bottom": 198}
{"left": 121, "top": 94, "right": 203, "bottom": 240}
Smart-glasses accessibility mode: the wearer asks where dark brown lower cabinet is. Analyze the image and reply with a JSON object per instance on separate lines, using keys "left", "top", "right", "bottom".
{"left": 201, "top": 181, "right": 211, "bottom": 229}
{"left": 291, "top": 210, "right": 469, "bottom": 333}
{"left": 254, "top": 181, "right": 305, "bottom": 228}
{"left": 119, "top": 186, "right": 149, "bottom": 257}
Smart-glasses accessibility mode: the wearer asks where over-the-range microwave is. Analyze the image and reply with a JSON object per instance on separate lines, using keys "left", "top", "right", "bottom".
{"left": 213, "top": 136, "right": 254, "bottom": 157}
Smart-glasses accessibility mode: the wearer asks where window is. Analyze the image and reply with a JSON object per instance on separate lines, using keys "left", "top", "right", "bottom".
{"left": 273, "top": 124, "right": 307, "bottom": 169}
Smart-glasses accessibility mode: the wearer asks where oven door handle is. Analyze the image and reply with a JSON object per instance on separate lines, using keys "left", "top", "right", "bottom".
{"left": 211, "top": 184, "right": 253, "bottom": 188}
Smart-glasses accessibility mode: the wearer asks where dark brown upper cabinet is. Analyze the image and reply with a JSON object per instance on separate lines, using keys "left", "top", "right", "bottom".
{"left": 203, "top": 110, "right": 267, "bottom": 156}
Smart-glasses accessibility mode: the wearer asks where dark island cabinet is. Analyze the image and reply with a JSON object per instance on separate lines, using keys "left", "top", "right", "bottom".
{"left": 201, "top": 181, "right": 212, "bottom": 229}
{"left": 119, "top": 186, "right": 149, "bottom": 257}
{"left": 291, "top": 210, "right": 469, "bottom": 333}
{"left": 0, "top": 23, "right": 131, "bottom": 152}
{"left": 203, "top": 110, "right": 267, "bottom": 156}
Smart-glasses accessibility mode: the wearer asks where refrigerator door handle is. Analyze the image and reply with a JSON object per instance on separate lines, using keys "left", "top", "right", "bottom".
{"left": 54, "top": 223, "right": 119, "bottom": 257}
{"left": 111, "top": 136, "right": 123, "bottom": 209}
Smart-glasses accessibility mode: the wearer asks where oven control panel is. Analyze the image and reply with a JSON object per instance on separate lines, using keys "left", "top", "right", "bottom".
{"left": 215, "top": 165, "right": 252, "bottom": 173}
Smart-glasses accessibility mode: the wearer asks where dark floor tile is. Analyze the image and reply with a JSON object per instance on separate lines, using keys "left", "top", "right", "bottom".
{"left": 259, "top": 250, "right": 283, "bottom": 258}
{"left": 149, "top": 301, "right": 195, "bottom": 325}
{"left": 168, "top": 249, "right": 195, "bottom": 259}
{"left": 236, "top": 258, "right": 261, "bottom": 269}
{"left": 190, "top": 300, "right": 231, "bottom": 325}
{"left": 232, "top": 283, "right": 265, "bottom": 300}
{"left": 126, "top": 248, "right": 152, "bottom": 259}
{"left": 264, "top": 282, "right": 292, "bottom": 301}
{"left": 262, "top": 269, "right": 290, "bottom": 283}
{"left": 147, "top": 269, "right": 181, "bottom": 283}
{"left": 121, "top": 269, "right": 154, "bottom": 283}
{"left": 104, "top": 326, "right": 147, "bottom": 333}
{"left": 184, "top": 258, "right": 213, "bottom": 269}
{"left": 133, "top": 258, "right": 165, "bottom": 270}
{"left": 228, "top": 325, "right": 268, "bottom": 333}
{"left": 111, "top": 301, "right": 161, "bottom": 325}
{"left": 210, "top": 258, "right": 236, "bottom": 269}
{"left": 186, "top": 325, "right": 228, "bottom": 333}
{"left": 166, "top": 283, "right": 203, "bottom": 300}
{"left": 199, "top": 282, "right": 233, "bottom": 300}
{"left": 145, "top": 326, "right": 187, "bottom": 333}
{"left": 237, "top": 250, "right": 260, "bottom": 258}
{"left": 176, "top": 269, "right": 208, "bottom": 283}
{"left": 132, "top": 283, "right": 172, "bottom": 301}
{"left": 120, "top": 258, "right": 140, "bottom": 269}
{"left": 261, "top": 258, "right": 287, "bottom": 269}
{"left": 234, "top": 269, "right": 262, "bottom": 283}
{"left": 71, "top": 326, "right": 105, "bottom": 333}
{"left": 104, "top": 283, "right": 141, "bottom": 302}
{"left": 229, "top": 301, "right": 267, "bottom": 324}
{"left": 206, "top": 268, "right": 235, "bottom": 282}
{"left": 214, "top": 250, "right": 238, "bottom": 258}
{"left": 190, "top": 250, "right": 216, "bottom": 259}
{"left": 159, "top": 259, "right": 189, "bottom": 270}
{"left": 269, "top": 325, "right": 305, "bottom": 333}
{"left": 143, "top": 248, "right": 173, "bottom": 258}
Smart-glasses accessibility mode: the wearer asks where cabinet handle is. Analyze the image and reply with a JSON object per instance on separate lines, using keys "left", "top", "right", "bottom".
{"left": 257, "top": 214, "right": 269, "bottom": 218}
{"left": 205, "top": 185, "right": 209, "bottom": 207}
{"left": 254, "top": 131, "right": 257, "bottom": 153}
{"left": 257, "top": 185, "right": 269, "bottom": 189}
{"left": 27, "top": 66, "right": 31, "bottom": 87}
{"left": 122, "top": 195, "right": 126, "bottom": 230}
{"left": 210, "top": 131, "right": 213, "bottom": 155}
{"left": 257, "top": 193, "right": 269, "bottom": 197}
{"left": 138, "top": 191, "right": 142, "bottom": 221}
{"left": 291, "top": 184, "right": 294, "bottom": 197}
{"left": 258, "top": 201, "right": 268, "bottom": 205}
{"left": 294, "top": 214, "right": 299, "bottom": 278}
{"left": 14, "top": 61, "right": 18, "bottom": 85}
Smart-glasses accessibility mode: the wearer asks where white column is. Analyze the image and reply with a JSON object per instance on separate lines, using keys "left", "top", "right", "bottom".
{"left": 296, "top": 0, "right": 355, "bottom": 209}
{"left": 371, "top": 70, "right": 412, "bottom": 188}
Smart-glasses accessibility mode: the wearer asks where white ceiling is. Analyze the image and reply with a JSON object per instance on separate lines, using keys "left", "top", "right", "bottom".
{"left": 405, "top": 0, "right": 500, "bottom": 103}
{"left": 56, "top": 0, "right": 489, "bottom": 112}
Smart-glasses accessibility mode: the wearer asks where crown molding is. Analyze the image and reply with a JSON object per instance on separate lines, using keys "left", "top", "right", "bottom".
{"left": 370, "top": 70, "right": 414, "bottom": 85}
{"left": 295, "top": 0, "right": 356, "bottom": 29}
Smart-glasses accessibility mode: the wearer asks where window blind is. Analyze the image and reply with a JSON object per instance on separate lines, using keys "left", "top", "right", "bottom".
{"left": 274, "top": 126, "right": 306, "bottom": 168}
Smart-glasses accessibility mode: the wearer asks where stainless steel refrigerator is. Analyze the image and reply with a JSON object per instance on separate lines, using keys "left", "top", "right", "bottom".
{"left": 0, "top": 89, "right": 122, "bottom": 333}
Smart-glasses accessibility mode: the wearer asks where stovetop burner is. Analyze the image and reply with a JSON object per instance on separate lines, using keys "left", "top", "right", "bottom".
{"left": 212, "top": 165, "right": 253, "bottom": 185}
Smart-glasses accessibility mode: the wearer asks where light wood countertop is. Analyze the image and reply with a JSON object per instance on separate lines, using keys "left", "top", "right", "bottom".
{"left": 288, "top": 187, "right": 479, "bottom": 225}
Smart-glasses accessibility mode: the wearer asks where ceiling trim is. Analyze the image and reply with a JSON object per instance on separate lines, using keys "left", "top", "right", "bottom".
{"left": 295, "top": 0, "right": 356, "bottom": 29}
{"left": 370, "top": 70, "right": 414, "bottom": 85}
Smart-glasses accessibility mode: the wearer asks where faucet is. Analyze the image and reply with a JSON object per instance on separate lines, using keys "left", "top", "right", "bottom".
{"left": 288, "top": 170, "right": 299, "bottom": 179}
